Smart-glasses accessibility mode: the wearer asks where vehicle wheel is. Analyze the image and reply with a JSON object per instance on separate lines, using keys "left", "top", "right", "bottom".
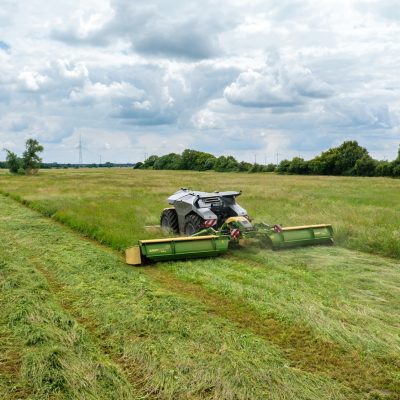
{"left": 160, "top": 209, "right": 179, "bottom": 233}
{"left": 183, "top": 214, "right": 204, "bottom": 236}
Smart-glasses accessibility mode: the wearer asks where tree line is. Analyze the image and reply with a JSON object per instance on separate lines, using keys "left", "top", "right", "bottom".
{"left": 135, "top": 141, "right": 400, "bottom": 178}
{"left": 2, "top": 139, "right": 399, "bottom": 178}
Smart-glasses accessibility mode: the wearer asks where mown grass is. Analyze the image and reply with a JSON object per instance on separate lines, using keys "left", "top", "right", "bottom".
{"left": 0, "top": 168, "right": 399, "bottom": 258}
{"left": 157, "top": 249, "right": 400, "bottom": 379}
{"left": 0, "top": 195, "right": 356, "bottom": 399}
{"left": 0, "top": 228, "right": 137, "bottom": 398}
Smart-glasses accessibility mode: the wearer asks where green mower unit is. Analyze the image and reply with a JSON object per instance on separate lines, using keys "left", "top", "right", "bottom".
{"left": 125, "top": 189, "right": 334, "bottom": 265}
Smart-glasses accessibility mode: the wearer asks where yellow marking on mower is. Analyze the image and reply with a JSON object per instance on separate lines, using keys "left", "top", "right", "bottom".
{"left": 139, "top": 235, "right": 220, "bottom": 244}
{"left": 125, "top": 246, "right": 142, "bottom": 265}
{"left": 225, "top": 216, "right": 249, "bottom": 224}
{"left": 281, "top": 224, "right": 332, "bottom": 231}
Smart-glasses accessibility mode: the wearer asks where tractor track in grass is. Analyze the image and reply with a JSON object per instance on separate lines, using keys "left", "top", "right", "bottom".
{"left": 30, "top": 261, "right": 149, "bottom": 395}
{"left": 144, "top": 266, "right": 400, "bottom": 398}
{"left": 0, "top": 331, "right": 29, "bottom": 399}
{"left": 2, "top": 193, "right": 399, "bottom": 399}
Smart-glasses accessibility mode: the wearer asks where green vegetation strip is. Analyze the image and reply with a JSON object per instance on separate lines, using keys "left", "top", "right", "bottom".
{"left": 147, "top": 266, "right": 400, "bottom": 399}
{"left": 0, "top": 195, "right": 354, "bottom": 399}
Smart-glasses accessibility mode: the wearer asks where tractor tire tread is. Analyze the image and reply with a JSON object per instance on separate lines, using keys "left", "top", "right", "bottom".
{"left": 183, "top": 213, "right": 204, "bottom": 236}
{"left": 160, "top": 209, "right": 179, "bottom": 233}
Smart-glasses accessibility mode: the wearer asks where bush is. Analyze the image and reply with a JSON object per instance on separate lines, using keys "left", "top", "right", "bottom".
{"left": 287, "top": 157, "right": 309, "bottom": 174}
{"left": 153, "top": 153, "right": 182, "bottom": 170}
{"left": 214, "top": 156, "right": 240, "bottom": 172}
{"left": 276, "top": 159, "right": 291, "bottom": 174}
{"left": 181, "top": 149, "right": 216, "bottom": 171}
{"left": 354, "top": 155, "right": 377, "bottom": 177}
{"left": 142, "top": 155, "right": 159, "bottom": 169}
{"left": 392, "top": 162, "right": 400, "bottom": 178}
{"left": 374, "top": 161, "right": 392, "bottom": 177}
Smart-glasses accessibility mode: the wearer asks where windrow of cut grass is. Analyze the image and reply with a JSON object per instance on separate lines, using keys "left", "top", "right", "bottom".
{"left": 0, "top": 226, "right": 138, "bottom": 399}
{"left": 161, "top": 247, "right": 400, "bottom": 359}
{"left": 0, "top": 168, "right": 399, "bottom": 258}
{"left": 0, "top": 195, "right": 356, "bottom": 400}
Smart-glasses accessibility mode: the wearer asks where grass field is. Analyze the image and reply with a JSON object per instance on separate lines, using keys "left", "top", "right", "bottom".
{"left": 0, "top": 169, "right": 399, "bottom": 399}
{"left": 0, "top": 168, "right": 399, "bottom": 258}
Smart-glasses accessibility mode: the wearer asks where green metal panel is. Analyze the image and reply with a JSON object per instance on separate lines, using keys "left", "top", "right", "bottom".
{"left": 139, "top": 235, "right": 230, "bottom": 262}
{"left": 268, "top": 225, "right": 333, "bottom": 249}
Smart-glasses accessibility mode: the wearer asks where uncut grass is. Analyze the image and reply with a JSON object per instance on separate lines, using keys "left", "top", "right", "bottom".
{"left": 0, "top": 195, "right": 354, "bottom": 400}
{"left": 0, "top": 168, "right": 399, "bottom": 258}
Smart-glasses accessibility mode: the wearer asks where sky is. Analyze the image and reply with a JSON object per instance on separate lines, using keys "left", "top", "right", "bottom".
{"left": 0, "top": 0, "right": 399, "bottom": 164}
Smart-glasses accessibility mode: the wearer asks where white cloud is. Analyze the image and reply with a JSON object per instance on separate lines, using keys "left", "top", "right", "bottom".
{"left": 0, "top": 0, "right": 399, "bottom": 163}
{"left": 224, "top": 63, "right": 333, "bottom": 108}
{"left": 17, "top": 69, "right": 49, "bottom": 92}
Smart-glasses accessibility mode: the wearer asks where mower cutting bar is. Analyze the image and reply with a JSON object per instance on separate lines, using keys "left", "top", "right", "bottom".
{"left": 268, "top": 224, "right": 333, "bottom": 249}
{"left": 125, "top": 235, "right": 230, "bottom": 265}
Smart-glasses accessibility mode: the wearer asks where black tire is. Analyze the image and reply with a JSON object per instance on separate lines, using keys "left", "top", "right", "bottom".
{"left": 183, "top": 214, "right": 204, "bottom": 236}
{"left": 160, "top": 209, "right": 179, "bottom": 234}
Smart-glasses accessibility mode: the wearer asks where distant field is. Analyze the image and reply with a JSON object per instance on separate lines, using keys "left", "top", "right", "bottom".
{"left": 0, "top": 168, "right": 399, "bottom": 257}
{"left": 0, "top": 169, "right": 399, "bottom": 399}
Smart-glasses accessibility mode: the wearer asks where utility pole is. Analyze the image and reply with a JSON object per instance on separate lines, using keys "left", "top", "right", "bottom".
{"left": 254, "top": 154, "right": 257, "bottom": 164}
{"left": 78, "top": 135, "right": 83, "bottom": 166}
{"left": 276, "top": 152, "right": 279, "bottom": 165}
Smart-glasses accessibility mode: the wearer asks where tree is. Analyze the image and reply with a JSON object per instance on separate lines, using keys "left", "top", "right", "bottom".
{"left": 238, "top": 161, "right": 252, "bottom": 172}
{"left": 181, "top": 149, "right": 216, "bottom": 171}
{"left": 287, "top": 157, "right": 309, "bottom": 174}
{"left": 153, "top": 153, "right": 182, "bottom": 170}
{"left": 22, "top": 139, "right": 44, "bottom": 174}
{"left": 375, "top": 161, "right": 392, "bottom": 177}
{"left": 276, "top": 159, "right": 291, "bottom": 173}
{"left": 5, "top": 150, "right": 21, "bottom": 174}
{"left": 214, "top": 155, "right": 240, "bottom": 172}
{"left": 391, "top": 145, "right": 400, "bottom": 178}
{"left": 311, "top": 141, "right": 369, "bottom": 175}
{"left": 142, "top": 155, "right": 159, "bottom": 169}
{"left": 354, "top": 155, "right": 377, "bottom": 177}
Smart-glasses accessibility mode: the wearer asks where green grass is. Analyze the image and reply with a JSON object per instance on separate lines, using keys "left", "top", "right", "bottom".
{"left": 0, "top": 169, "right": 399, "bottom": 399}
{"left": 0, "top": 195, "right": 357, "bottom": 399}
{"left": 0, "top": 168, "right": 399, "bottom": 258}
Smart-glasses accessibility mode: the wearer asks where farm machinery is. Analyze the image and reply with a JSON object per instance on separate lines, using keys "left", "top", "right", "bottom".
{"left": 125, "top": 189, "right": 333, "bottom": 265}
